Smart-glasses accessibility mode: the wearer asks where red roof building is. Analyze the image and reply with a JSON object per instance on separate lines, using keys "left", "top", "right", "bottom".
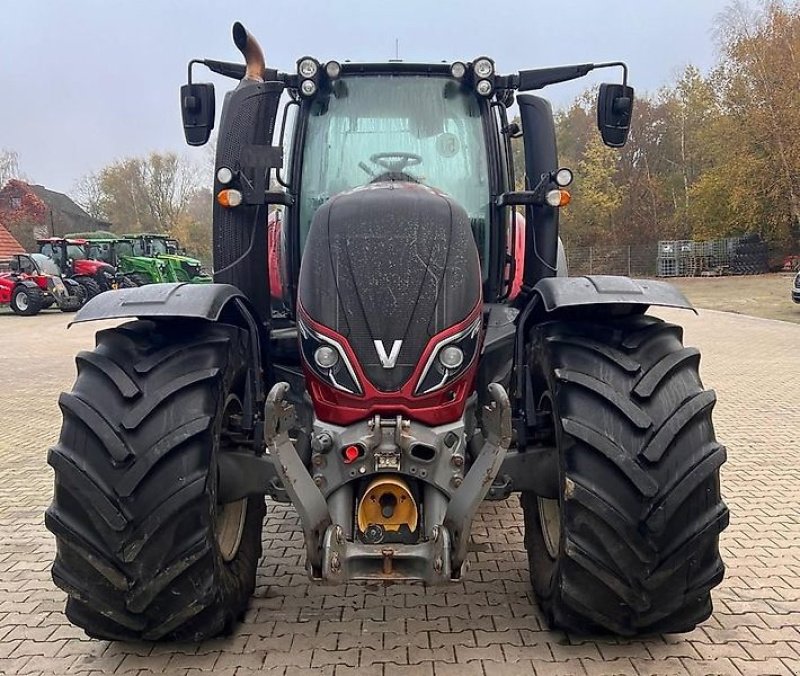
{"left": 0, "top": 218, "right": 25, "bottom": 262}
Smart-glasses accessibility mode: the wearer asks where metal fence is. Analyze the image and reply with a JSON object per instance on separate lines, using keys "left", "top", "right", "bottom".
{"left": 567, "top": 244, "right": 657, "bottom": 277}
{"left": 567, "top": 235, "right": 786, "bottom": 278}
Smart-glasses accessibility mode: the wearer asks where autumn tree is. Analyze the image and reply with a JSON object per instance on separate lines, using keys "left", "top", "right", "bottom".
{"left": 2, "top": 179, "right": 46, "bottom": 250}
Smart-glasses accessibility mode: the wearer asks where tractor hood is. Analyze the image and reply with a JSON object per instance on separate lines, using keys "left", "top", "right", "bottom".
{"left": 298, "top": 182, "right": 481, "bottom": 392}
{"left": 74, "top": 259, "right": 114, "bottom": 276}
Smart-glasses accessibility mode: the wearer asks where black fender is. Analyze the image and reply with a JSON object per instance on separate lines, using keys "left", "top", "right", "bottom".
{"left": 511, "top": 275, "right": 693, "bottom": 445}
{"left": 70, "top": 281, "right": 246, "bottom": 324}
{"left": 70, "top": 282, "right": 269, "bottom": 433}
{"left": 16, "top": 279, "right": 41, "bottom": 291}
{"left": 532, "top": 275, "right": 694, "bottom": 312}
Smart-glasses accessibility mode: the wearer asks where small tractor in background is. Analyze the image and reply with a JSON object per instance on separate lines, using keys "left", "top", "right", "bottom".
{"left": 0, "top": 253, "right": 85, "bottom": 315}
{"left": 37, "top": 237, "right": 118, "bottom": 297}
{"left": 122, "top": 233, "right": 212, "bottom": 284}
{"left": 46, "top": 23, "right": 728, "bottom": 642}
{"left": 79, "top": 236, "right": 157, "bottom": 287}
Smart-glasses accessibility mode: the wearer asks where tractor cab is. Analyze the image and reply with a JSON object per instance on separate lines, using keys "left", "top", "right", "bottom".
{"left": 37, "top": 237, "right": 115, "bottom": 296}
{"left": 123, "top": 233, "right": 210, "bottom": 283}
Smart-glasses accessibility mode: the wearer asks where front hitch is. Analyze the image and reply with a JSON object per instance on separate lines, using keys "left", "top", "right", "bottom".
{"left": 265, "top": 381, "right": 512, "bottom": 583}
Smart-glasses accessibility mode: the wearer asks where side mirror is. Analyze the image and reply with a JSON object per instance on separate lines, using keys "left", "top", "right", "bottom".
{"left": 597, "top": 83, "right": 634, "bottom": 148}
{"left": 181, "top": 83, "right": 215, "bottom": 146}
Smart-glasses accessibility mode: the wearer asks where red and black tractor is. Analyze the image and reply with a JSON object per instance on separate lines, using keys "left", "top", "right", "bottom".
{"left": 46, "top": 23, "right": 728, "bottom": 642}
{"left": 37, "top": 237, "right": 117, "bottom": 297}
{"left": 0, "top": 253, "right": 86, "bottom": 315}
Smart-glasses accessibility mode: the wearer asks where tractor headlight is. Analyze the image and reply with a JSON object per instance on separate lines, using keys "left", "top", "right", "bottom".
{"left": 297, "top": 57, "right": 319, "bottom": 79}
{"left": 325, "top": 60, "right": 342, "bottom": 79}
{"left": 450, "top": 61, "right": 467, "bottom": 79}
{"left": 216, "top": 167, "right": 234, "bottom": 184}
{"left": 415, "top": 317, "right": 481, "bottom": 395}
{"left": 299, "top": 318, "right": 362, "bottom": 395}
{"left": 314, "top": 345, "right": 339, "bottom": 369}
{"left": 300, "top": 79, "right": 317, "bottom": 97}
{"left": 555, "top": 168, "right": 574, "bottom": 187}
{"left": 475, "top": 79, "right": 494, "bottom": 97}
{"left": 473, "top": 57, "right": 494, "bottom": 79}
{"left": 439, "top": 345, "right": 464, "bottom": 370}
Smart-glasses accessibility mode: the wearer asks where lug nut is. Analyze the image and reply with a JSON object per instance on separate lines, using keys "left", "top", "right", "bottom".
{"left": 451, "top": 454, "right": 464, "bottom": 468}
{"left": 312, "top": 453, "right": 326, "bottom": 467}
{"left": 330, "top": 552, "right": 341, "bottom": 572}
{"left": 313, "top": 475, "right": 326, "bottom": 488}
{"left": 451, "top": 476, "right": 463, "bottom": 488}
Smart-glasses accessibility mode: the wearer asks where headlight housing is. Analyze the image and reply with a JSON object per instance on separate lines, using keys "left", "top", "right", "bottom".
{"left": 297, "top": 57, "right": 319, "bottom": 79}
{"left": 473, "top": 57, "right": 494, "bottom": 79}
{"left": 415, "top": 317, "right": 481, "bottom": 395}
{"left": 299, "top": 318, "right": 362, "bottom": 395}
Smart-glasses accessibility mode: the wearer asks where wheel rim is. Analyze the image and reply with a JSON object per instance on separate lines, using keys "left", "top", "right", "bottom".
{"left": 537, "top": 391, "right": 561, "bottom": 560}
{"left": 538, "top": 497, "right": 561, "bottom": 559}
{"left": 16, "top": 292, "right": 28, "bottom": 311}
{"left": 215, "top": 395, "right": 248, "bottom": 562}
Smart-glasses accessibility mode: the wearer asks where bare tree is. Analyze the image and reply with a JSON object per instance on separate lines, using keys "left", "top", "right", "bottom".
{"left": 0, "top": 149, "right": 22, "bottom": 186}
{"left": 73, "top": 172, "right": 105, "bottom": 219}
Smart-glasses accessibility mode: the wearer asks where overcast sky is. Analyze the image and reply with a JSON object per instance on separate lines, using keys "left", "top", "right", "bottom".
{"left": 1, "top": 0, "right": 744, "bottom": 194}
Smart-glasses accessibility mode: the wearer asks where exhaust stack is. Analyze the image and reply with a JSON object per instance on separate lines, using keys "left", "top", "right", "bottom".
{"left": 232, "top": 21, "right": 265, "bottom": 82}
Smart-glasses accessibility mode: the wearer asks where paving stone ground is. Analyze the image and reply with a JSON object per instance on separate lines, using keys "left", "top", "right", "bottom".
{"left": 0, "top": 306, "right": 798, "bottom": 675}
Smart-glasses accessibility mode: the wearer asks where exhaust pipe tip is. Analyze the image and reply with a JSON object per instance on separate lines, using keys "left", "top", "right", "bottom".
{"left": 231, "top": 21, "right": 247, "bottom": 51}
{"left": 232, "top": 21, "right": 265, "bottom": 82}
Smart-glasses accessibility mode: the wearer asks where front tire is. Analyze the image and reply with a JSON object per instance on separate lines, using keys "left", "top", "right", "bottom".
{"left": 10, "top": 285, "right": 44, "bottom": 315}
{"left": 73, "top": 275, "right": 102, "bottom": 299}
{"left": 128, "top": 272, "right": 153, "bottom": 286}
{"left": 45, "top": 319, "right": 265, "bottom": 641}
{"left": 522, "top": 314, "right": 728, "bottom": 635}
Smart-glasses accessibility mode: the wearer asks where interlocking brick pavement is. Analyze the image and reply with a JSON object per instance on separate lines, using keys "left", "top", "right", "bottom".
{"left": 0, "top": 305, "right": 798, "bottom": 675}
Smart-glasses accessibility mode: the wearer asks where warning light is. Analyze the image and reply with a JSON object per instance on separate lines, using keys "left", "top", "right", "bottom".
{"left": 343, "top": 445, "right": 361, "bottom": 464}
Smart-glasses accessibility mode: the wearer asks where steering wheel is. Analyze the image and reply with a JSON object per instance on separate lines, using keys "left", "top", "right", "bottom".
{"left": 369, "top": 152, "right": 423, "bottom": 173}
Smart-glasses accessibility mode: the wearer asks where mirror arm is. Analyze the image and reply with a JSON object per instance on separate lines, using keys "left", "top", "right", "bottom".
{"left": 513, "top": 60, "right": 629, "bottom": 92}
{"left": 593, "top": 61, "right": 629, "bottom": 87}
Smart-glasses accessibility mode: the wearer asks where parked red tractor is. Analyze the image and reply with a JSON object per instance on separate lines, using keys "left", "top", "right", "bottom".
{"left": 37, "top": 237, "right": 118, "bottom": 297}
{"left": 46, "top": 23, "right": 728, "bottom": 641}
{"left": 0, "top": 253, "right": 86, "bottom": 315}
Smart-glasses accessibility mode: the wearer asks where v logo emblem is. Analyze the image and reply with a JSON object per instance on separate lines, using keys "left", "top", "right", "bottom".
{"left": 374, "top": 339, "right": 403, "bottom": 368}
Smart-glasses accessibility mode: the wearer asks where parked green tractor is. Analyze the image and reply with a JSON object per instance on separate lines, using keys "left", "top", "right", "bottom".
{"left": 83, "top": 237, "right": 168, "bottom": 287}
{"left": 122, "top": 233, "right": 211, "bottom": 284}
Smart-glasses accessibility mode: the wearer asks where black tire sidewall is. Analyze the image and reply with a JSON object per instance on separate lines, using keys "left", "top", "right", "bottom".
{"left": 11, "top": 286, "right": 41, "bottom": 315}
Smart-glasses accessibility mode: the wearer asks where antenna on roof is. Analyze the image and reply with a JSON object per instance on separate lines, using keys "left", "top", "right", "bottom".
{"left": 390, "top": 38, "right": 401, "bottom": 62}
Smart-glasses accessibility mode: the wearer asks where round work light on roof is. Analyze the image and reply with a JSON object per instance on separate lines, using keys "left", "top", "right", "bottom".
{"left": 475, "top": 79, "right": 494, "bottom": 97}
{"left": 298, "top": 57, "right": 319, "bottom": 79}
{"left": 450, "top": 61, "right": 467, "bottom": 79}
{"left": 325, "top": 60, "right": 342, "bottom": 79}
{"left": 300, "top": 79, "right": 318, "bottom": 97}
{"left": 473, "top": 57, "right": 494, "bottom": 79}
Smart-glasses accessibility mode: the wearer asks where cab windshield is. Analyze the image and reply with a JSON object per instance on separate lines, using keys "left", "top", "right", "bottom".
{"left": 88, "top": 242, "right": 114, "bottom": 263}
{"left": 115, "top": 241, "right": 134, "bottom": 258}
{"left": 299, "top": 75, "right": 490, "bottom": 266}
{"left": 148, "top": 238, "right": 169, "bottom": 256}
